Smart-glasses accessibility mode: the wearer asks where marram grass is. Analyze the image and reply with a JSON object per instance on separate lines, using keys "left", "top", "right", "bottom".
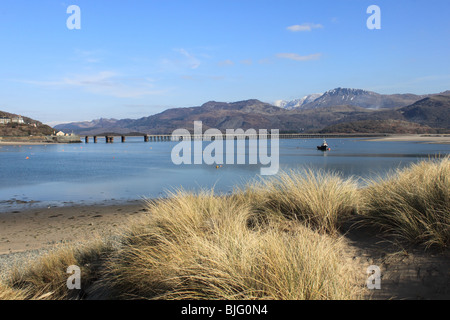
{"left": 361, "top": 156, "right": 450, "bottom": 249}
{"left": 1, "top": 158, "right": 448, "bottom": 300}
{"left": 232, "top": 169, "right": 361, "bottom": 234}
{"left": 1, "top": 238, "right": 114, "bottom": 300}
{"left": 95, "top": 190, "right": 362, "bottom": 299}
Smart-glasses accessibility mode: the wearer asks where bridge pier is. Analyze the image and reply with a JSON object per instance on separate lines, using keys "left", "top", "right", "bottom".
{"left": 76, "top": 133, "right": 385, "bottom": 145}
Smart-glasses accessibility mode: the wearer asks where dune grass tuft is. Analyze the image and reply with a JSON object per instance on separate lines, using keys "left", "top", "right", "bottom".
{"left": 361, "top": 156, "right": 450, "bottom": 249}
{"left": 2, "top": 238, "right": 114, "bottom": 300}
{"left": 0, "top": 282, "right": 28, "bottom": 300}
{"left": 95, "top": 189, "right": 362, "bottom": 299}
{"left": 233, "top": 169, "right": 361, "bottom": 234}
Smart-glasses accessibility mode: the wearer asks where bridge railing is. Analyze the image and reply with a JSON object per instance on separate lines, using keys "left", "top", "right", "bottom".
{"left": 83, "top": 133, "right": 387, "bottom": 143}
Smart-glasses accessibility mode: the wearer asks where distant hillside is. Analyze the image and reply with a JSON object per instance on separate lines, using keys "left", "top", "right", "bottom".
{"left": 55, "top": 100, "right": 291, "bottom": 135}
{"left": 0, "top": 111, "right": 54, "bottom": 137}
{"left": 55, "top": 118, "right": 136, "bottom": 135}
{"left": 399, "top": 95, "right": 450, "bottom": 130}
{"left": 319, "top": 94, "right": 450, "bottom": 134}
{"left": 54, "top": 88, "right": 450, "bottom": 135}
{"left": 319, "top": 120, "right": 439, "bottom": 134}
{"left": 56, "top": 102, "right": 382, "bottom": 135}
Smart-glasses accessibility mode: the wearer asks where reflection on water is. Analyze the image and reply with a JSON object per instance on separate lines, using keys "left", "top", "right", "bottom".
{"left": 0, "top": 137, "right": 448, "bottom": 212}
{"left": 304, "top": 153, "right": 437, "bottom": 158}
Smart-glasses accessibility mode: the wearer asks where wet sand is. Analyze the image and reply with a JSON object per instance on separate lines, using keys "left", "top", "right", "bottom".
{"left": 0, "top": 142, "right": 52, "bottom": 146}
{"left": 0, "top": 202, "right": 147, "bottom": 255}
{"left": 363, "top": 134, "right": 450, "bottom": 144}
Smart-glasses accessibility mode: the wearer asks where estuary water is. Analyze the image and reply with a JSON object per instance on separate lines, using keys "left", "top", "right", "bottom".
{"left": 0, "top": 137, "right": 448, "bottom": 212}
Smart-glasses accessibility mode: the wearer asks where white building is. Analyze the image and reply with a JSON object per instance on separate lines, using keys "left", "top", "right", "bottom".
{"left": 11, "top": 116, "right": 25, "bottom": 124}
{"left": 0, "top": 117, "right": 11, "bottom": 125}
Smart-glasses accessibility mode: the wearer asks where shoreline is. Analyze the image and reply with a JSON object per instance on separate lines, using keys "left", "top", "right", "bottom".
{"left": 0, "top": 201, "right": 147, "bottom": 255}
{"left": 0, "top": 135, "right": 81, "bottom": 145}
{"left": 362, "top": 134, "right": 450, "bottom": 144}
{"left": 0, "top": 141, "right": 55, "bottom": 146}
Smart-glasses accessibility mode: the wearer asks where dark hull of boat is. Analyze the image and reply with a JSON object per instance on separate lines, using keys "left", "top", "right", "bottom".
{"left": 317, "top": 146, "right": 330, "bottom": 151}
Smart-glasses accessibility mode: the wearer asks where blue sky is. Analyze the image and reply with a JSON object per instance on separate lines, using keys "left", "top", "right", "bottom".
{"left": 0, "top": 0, "right": 449, "bottom": 124}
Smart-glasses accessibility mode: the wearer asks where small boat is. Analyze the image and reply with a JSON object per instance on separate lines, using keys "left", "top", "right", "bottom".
{"left": 317, "top": 139, "right": 331, "bottom": 151}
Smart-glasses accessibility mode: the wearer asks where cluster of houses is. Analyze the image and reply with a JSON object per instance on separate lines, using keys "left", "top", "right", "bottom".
{"left": 54, "top": 131, "right": 77, "bottom": 136}
{"left": 0, "top": 116, "right": 25, "bottom": 125}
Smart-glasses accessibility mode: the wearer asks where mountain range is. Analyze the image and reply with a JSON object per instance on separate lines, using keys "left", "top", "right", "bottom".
{"left": 54, "top": 88, "right": 450, "bottom": 135}
{"left": 274, "top": 88, "right": 430, "bottom": 110}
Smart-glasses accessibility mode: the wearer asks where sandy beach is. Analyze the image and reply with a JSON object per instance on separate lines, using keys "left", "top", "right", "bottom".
{"left": 0, "top": 202, "right": 147, "bottom": 255}
{"left": 0, "top": 199, "right": 449, "bottom": 299}
{"left": 0, "top": 142, "right": 52, "bottom": 146}
{"left": 363, "top": 134, "right": 450, "bottom": 144}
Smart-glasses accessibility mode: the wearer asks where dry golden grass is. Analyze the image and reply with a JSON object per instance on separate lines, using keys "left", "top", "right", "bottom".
{"left": 1, "top": 159, "right": 448, "bottom": 300}
{"left": 361, "top": 156, "right": 450, "bottom": 249}
{"left": 233, "top": 169, "right": 361, "bottom": 234}
{"left": 0, "top": 282, "right": 28, "bottom": 300}
{"left": 95, "top": 190, "right": 363, "bottom": 299}
{"left": 1, "top": 238, "right": 114, "bottom": 300}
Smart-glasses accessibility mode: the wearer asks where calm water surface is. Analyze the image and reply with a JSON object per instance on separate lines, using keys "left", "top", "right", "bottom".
{"left": 0, "top": 137, "right": 448, "bottom": 212}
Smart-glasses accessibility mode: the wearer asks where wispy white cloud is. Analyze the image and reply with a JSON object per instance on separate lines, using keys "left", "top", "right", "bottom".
{"left": 63, "top": 71, "right": 117, "bottom": 86}
{"left": 258, "top": 58, "right": 273, "bottom": 65}
{"left": 209, "top": 75, "right": 225, "bottom": 81}
{"left": 287, "top": 23, "right": 323, "bottom": 32}
{"left": 218, "top": 59, "right": 234, "bottom": 66}
{"left": 181, "top": 75, "right": 195, "bottom": 81}
{"left": 276, "top": 53, "right": 322, "bottom": 61}
{"left": 240, "top": 59, "right": 253, "bottom": 65}
{"left": 73, "top": 49, "right": 103, "bottom": 64}
{"left": 174, "top": 48, "right": 201, "bottom": 69}
{"left": 180, "top": 74, "right": 226, "bottom": 82}
{"left": 159, "top": 48, "right": 202, "bottom": 73}
{"left": 17, "top": 71, "right": 166, "bottom": 98}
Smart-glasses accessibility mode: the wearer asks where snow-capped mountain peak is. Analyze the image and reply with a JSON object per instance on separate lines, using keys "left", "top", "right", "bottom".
{"left": 274, "top": 87, "right": 423, "bottom": 110}
{"left": 274, "top": 93, "right": 321, "bottom": 110}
